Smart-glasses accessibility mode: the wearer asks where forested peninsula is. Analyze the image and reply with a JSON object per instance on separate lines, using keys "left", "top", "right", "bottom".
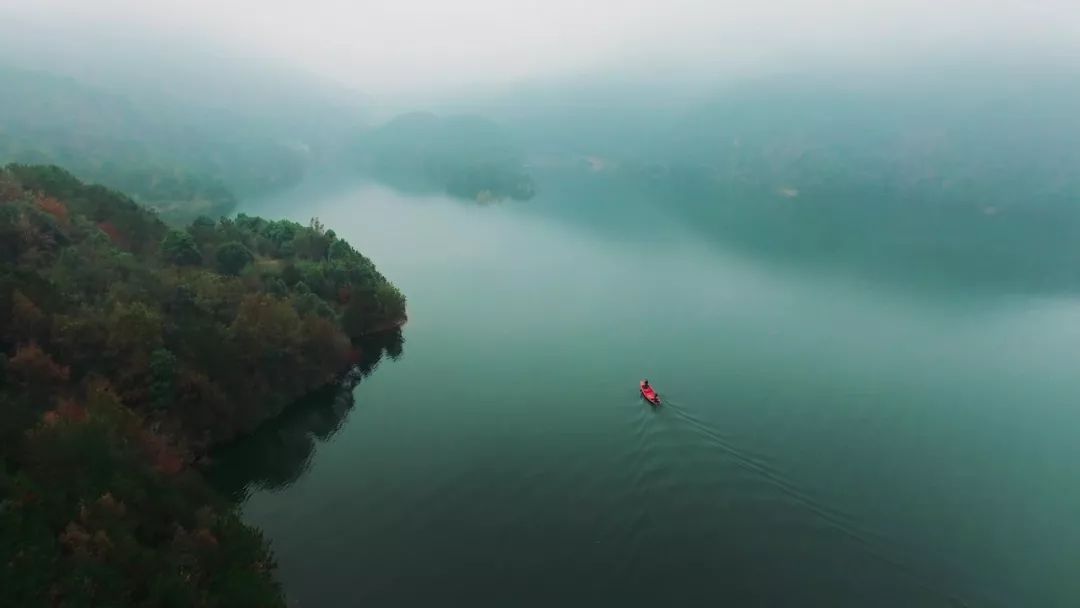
{"left": 0, "top": 164, "right": 405, "bottom": 606}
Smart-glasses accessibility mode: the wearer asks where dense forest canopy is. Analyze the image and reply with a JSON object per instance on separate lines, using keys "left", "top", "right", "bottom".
{"left": 0, "top": 164, "right": 405, "bottom": 606}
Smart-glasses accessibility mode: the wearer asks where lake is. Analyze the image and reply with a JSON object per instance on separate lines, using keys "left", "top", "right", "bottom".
{"left": 211, "top": 175, "right": 1080, "bottom": 607}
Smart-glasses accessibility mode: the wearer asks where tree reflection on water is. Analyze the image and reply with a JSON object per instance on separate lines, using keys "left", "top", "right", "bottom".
{"left": 207, "top": 329, "right": 404, "bottom": 502}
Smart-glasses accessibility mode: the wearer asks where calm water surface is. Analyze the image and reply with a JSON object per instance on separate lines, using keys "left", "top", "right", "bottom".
{"left": 212, "top": 177, "right": 1080, "bottom": 607}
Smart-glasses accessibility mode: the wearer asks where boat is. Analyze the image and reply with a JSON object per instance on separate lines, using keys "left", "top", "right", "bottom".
{"left": 640, "top": 380, "right": 661, "bottom": 405}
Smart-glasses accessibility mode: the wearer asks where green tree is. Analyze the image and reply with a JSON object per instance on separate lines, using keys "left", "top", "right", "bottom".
{"left": 215, "top": 241, "right": 254, "bottom": 276}
{"left": 149, "top": 348, "right": 177, "bottom": 410}
{"left": 229, "top": 294, "right": 302, "bottom": 359}
{"left": 187, "top": 215, "right": 218, "bottom": 245}
{"left": 375, "top": 283, "right": 407, "bottom": 321}
{"left": 105, "top": 302, "right": 163, "bottom": 357}
{"left": 161, "top": 229, "right": 202, "bottom": 266}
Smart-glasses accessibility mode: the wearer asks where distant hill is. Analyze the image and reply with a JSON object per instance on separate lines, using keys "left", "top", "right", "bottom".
{"left": 0, "top": 66, "right": 312, "bottom": 222}
{"left": 459, "top": 68, "right": 1080, "bottom": 292}
{"left": 355, "top": 112, "right": 535, "bottom": 202}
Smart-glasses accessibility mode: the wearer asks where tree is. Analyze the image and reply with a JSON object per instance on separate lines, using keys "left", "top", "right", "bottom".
{"left": 105, "top": 302, "right": 164, "bottom": 357}
{"left": 327, "top": 239, "right": 355, "bottom": 262}
{"left": 187, "top": 215, "right": 218, "bottom": 245}
{"left": 9, "top": 290, "right": 46, "bottom": 344}
{"left": 229, "top": 294, "right": 302, "bottom": 359}
{"left": 7, "top": 342, "right": 69, "bottom": 404}
{"left": 0, "top": 170, "right": 22, "bottom": 202}
{"left": 298, "top": 316, "right": 350, "bottom": 380}
{"left": 7, "top": 342, "right": 68, "bottom": 386}
{"left": 215, "top": 241, "right": 254, "bottom": 276}
{"left": 33, "top": 195, "right": 69, "bottom": 225}
{"left": 291, "top": 227, "right": 330, "bottom": 261}
{"left": 161, "top": 229, "right": 202, "bottom": 266}
{"left": 104, "top": 301, "right": 165, "bottom": 404}
{"left": 149, "top": 349, "right": 177, "bottom": 410}
{"left": 375, "top": 283, "right": 407, "bottom": 322}
{"left": 339, "top": 285, "right": 393, "bottom": 337}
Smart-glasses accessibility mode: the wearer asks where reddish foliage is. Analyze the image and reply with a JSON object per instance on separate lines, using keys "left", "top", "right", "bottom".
{"left": 8, "top": 342, "right": 70, "bottom": 386}
{"left": 347, "top": 347, "right": 363, "bottom": 364}
{"left": 337, "top": 286, "right": 352, "bottom": 305}
{"left": 96, "top": 493, "right": 126, "bottom": 517}
{"left": 155, "top": 452, "right": 184, "bottom": 476}
{"left": 140, "top": 432, "right": 185, "bottom": 476}
{"left": 97, "top": 221, "right": 125, "bottom": 246}
{"left": 92, "top": 530, "right": 114, "bottom": 554}
{"left": 194, "top": 528, "right": 219, "bottom": 549}
{"left": 56, "top": 399, "right": 89, "bottom": 423}
{"left": 59, "top": 522, "right": 92, "bottom": 551}
{"left": 34, "top": 194, "right": 70, "bottom": 225}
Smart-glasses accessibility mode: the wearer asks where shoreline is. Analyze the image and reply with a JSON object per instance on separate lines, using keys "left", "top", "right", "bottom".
{"left": 357, "top": 315, "right": 408, "bottom": 336}
{"left": 198, "top": 316, "right": 409, "bottom": 461}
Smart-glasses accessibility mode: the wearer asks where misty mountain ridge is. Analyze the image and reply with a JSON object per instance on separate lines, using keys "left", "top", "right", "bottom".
{"left": 353, "top": 112, "right": 536, "bottom": 202}
{"left": 4, "top": 50, "right": 1080, "bottom": 291}
{"left": 0, "top": 65, "right": 316, "bottom": 221}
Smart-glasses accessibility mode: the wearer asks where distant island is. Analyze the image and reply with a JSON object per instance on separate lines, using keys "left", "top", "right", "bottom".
{"left": 354, "top": 112, "right": 535, "bottom": 202}
{"left": 0, "top": 164, "right": 405, "bottom": 606}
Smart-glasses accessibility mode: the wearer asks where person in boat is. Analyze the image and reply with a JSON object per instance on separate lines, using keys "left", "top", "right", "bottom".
{"left": 643, "top": 379, "right": 650, "bottom": 389}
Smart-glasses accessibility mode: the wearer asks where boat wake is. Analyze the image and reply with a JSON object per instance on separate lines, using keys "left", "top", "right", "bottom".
{"left": 620, "top": 390, "right": 983, "bottom": 608}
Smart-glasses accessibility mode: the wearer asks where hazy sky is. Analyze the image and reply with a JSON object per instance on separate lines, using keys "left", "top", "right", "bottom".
{"left": 4, "top": 0, "right": 1079, "bottom": 97}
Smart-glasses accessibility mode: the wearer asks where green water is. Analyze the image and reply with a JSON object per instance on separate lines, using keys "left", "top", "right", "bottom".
{"left": 213, "top": 177, "right": 1080, "bottom": 607}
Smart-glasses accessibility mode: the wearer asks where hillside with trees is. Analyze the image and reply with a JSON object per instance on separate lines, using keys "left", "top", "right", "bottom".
{"left": 0, "top": 66, "right": 312, "bottom": 223}
{"left": 355, "top": 112, "right": 535, "bottom": 202}
{"left": 0, "top": 164, "right": 405, "bottom": 606}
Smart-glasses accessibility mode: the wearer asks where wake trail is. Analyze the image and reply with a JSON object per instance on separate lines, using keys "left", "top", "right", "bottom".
{"left": 651, "top": 395, "right": 982, "bottom": 608}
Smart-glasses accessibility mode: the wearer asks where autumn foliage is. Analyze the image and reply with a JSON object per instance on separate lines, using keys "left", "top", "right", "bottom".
{"left": 7, "top": 341, "right": 70, "bottom": 386}
{"left": 0, "top": 165, "right": 409, "bottom": 607}
{"left": 33, "top": 193, "right": 69, "bottom": 225}
{"left": 97, "top": 220, "right": 123, "bottom": 245}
